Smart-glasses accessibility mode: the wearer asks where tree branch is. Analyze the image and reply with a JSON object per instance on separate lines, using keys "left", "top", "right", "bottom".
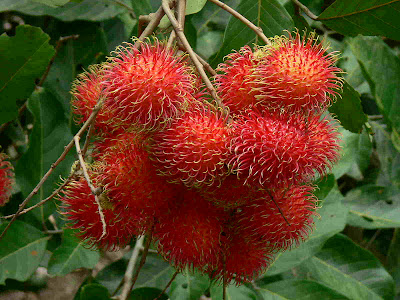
{"left": 291, "top": 0, "right": 318, "bottom": 20}
{"left": 207, "top": 0, "right": 271, "bottom": 45}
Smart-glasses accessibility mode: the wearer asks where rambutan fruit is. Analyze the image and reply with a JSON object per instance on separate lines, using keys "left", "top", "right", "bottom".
{"left": 151, "top": 105, "right": 231, "bottom": 187}
{"left": 229, "top": 110, "right": 341, "bottom": 186}
{"left": 234, "top": 184, "right": 318, "bottom": 251}
{"left": 154, "top": 190, "right": 225, "bottom": 271}
{"left": 71, "top": 65, "right": 119, "bottom": 136}
{"left": 254, "top": 32, "right": 343, "bottom": 112}
{"left": 200, "top": 175, "right": 261, "bottom": 208}
{"left": 210, "top": 223, "right": 274, "bottom": 284}
{"left": 59, "top": 176, "right": 137, "bottom": 250}
{"left": 94, "top": 131, "right": 178, "bottom": 232}
{"left": 215, "top": 45, "right": 260, "bottom": 114}
{"left": 103, "top": 39, "right": 197, "bottom": 129}
{"left": 0, "top": 153, "right": 14, "bottom": 206}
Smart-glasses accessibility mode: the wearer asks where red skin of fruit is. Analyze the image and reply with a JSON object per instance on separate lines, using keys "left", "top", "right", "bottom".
{"left": 210, "top": 223, "right": 274, "bottom": 284}
{"left": 200, "top": 174, "right": 262, "bottom": 208}
{"left": 71, "top": 65, "right": 122, "bottom": 136}
{"left": 103, "top": 40, "right": 197, "bottom": 129}
{"left": 59, "top": 177, "right": 137, "bottom": 250}
{"left": 152, "top": 105, "right": 231, "bottom": 187}
{"left": 234, "top": 184, "right": 318, "bottom": 251}
{"left": 215, "top": 45, "right": 260, "bottom": 114}
{"left": 94, "top": 131, "right": 179, "bottom": 233}
{"left": 254, "top": 32, "right": 342, "bottom": 113}
{"left": 229, "top": 110, "right": 341, "bottom": 187}
{"left": 154, "top": 189, "right": 226, "bottom": 271}
{"left": 0, "top": 153, "right": 14, "bottom": 206}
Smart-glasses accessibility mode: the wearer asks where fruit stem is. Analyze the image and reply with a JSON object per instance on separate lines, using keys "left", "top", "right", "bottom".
{"left": 291, "top": 0, "right": 318, "bottom": 20}
{"left": 267, "top": 189, "right": 291, "bottom": 226}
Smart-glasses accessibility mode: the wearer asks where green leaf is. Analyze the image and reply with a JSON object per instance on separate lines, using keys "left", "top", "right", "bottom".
{"left": 169, "top": 269, "right": 209, "bottom": 300}
{"left": 0, "top": 221, "right": 49, "bottom": 285}
{"left": 259, "top": 279, "right": 351, "bottom": 299}
{"left": 300, "top": 234, "right": 395, "bottom": 300}
{"left": 130, "top": 287, "right": 168, "bottom": 300}
{"left": 331, "top": 127, "right": 372, "bottom": 179}
{"left": 210, "top": 283, "right": 258, "bottom": 300}
{"left": 15, "top": 87, "right": 75, "bottom": 224}
{"left": 344, "top": 185, "right": 400, "bottom": 228}
{"left": 387, "top": 228, "right": 400, "bottom": 296}
{"left": 48, "top": 228, "right": 100, "bottom": 276}
{"left": 210, "top": 0, "right": 295, "bottom": 67}
{"left": 329, "top": 80, "right": 367, "bottom": 133}
{"left": 32, "top": 0, "right": 70, "bottom": 7}
{"left": 348, "top": 36, "right": 400, "bottom": 152}
{"left": 0, "top": 25, "right": 54, "bottom": 124}
{"left": 80, "top": 283, "right": 111, "bottom": 300}
{"left": 318, "top": 0, "right": 400, "bottom": 41}
{"left": 0, "top": 0, "right": 128, "bottom": 22}
{"left": 314, "top": 174, "right": 335, "bottom": 200}
{"left": 265, "top": 184, "right": 348, "bottom": 276}
{"left": 186, "top": 0, "right": 207, "bottom": 15}
{"left": 131, "top": 0, "right": 152, "bottom": 16}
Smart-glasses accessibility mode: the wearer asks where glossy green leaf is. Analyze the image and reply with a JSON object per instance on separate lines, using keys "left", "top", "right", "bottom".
{"left": 259, "top": 280, "right": 351, "bottom": 299}
{"left": 131, "top": 0, "right": 152, "bottom": 16}
{"left": 130, "top": 287, "right": 168, "bottom": 300}
{"left": 0, "top": 221, "right": 49, "bottom": 284}
{"left": 331, "top": 127, "right": 372, "bottom": 179}
{"left": 210, "top": 0, "right": 294, "bottom": 67}
{"left": 387, "top": 228, "right": 400, "bottom": 296}
{"left": 318, "top": 0, "right": 400, "bottom": 41}
{"left": 314, "top": 174, "right": 336, "bottom": 200}
{"left": 0, "top": 25, "right": 54, "bottom": 124}
{"left": 344, "top": 185, "right": 400, "bottom": 228}
{"left": 80, "top": 283, "right": 111, "bottom": 300}
{"left": 210, "top": 283, "right": 257, "bottom": 300}
{"left": 329, "top": 80, "right": 367, "bottom": 133}
{"left": 348, "top": 36, "right": 400, "bottom": 152}
{"left": 15, "top": 87, "right": 75, "bottom": 224}
{"left": 266, "top": 184, "right": 348, "bottom": 276}
{"left": 32, "top": 0, "right": 70, "bottom": 7}
{"left": 48, "top": 228, "right": 100, "bottom": 276}
{"left": 169, "top": 269, "right": 209, "bottom": 300}
{"left": 0, "top": 0, "right": 128, "bottom": 22}
{"left": 301, "top": 234, "right": 395, "bottom": 300}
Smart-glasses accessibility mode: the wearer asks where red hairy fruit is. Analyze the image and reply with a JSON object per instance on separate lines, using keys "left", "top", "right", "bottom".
{"left": 234, "top": 184, "right": 318, "bottom": 251}
{"left": 59, "top": 176, "right": 137, "bottom": 250}
{"left": 0, "top": 153, "right": 14, "bottom": 206}
{"left": 94, "top": 132, "right": 178, "bottom": 232}
{"left": 152, "top": 105, "right": 231, "bottom": 187}
{"left": 211, "top": 224, "right": 274, "bottom": 284}
{"left": 154, "top": 190, "right": 225, "bottom": 271}
{"left": 71, "top": 65, "right": 119, "bottom": 136}
{"left": 103, "top": 39, "right": 197, "bottom": 129}
{"left": 215, "top": 45, "right": 259, "bottom": 114}
{"left": 229, "top": 110, "right": 341, "bottom": 186}
{"left": 255, "top": 32, "right": 342, "bottom": 112}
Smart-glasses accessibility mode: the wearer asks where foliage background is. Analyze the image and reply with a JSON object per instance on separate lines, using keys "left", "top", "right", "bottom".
{"left": 0, "top": 0, "right": 400, "bottom": 299}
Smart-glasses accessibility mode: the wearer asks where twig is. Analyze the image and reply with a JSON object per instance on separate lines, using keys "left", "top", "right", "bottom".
{"left": 134, "top": 6, "right": 166, "bottom": 49}
{"left": 82, "top": 123, "right": 95, "bottom": 157}
{"left": 364, "top": 229, "right": 381, "bottom": 250}
{"left": 155, "top": 271, "right": 179, "bottom": 300}
{"left": 267, "top": 190, "right": 290, "bottom": 226}
{"left": 194, "top": 52, "right": 217, "bottom": 76}
{"left": 0, "top": 96, "right": 105, "bottom": 241}
{"left": 138, "top": 14, "right": 152, "bottom": 37}
{"left": 46, "top": 229, "right": 64, "bottom": 234}
{"left": 207, "top": 0, "right": 271, "bottom": 46}
{"left": 120, "top": 236, "right": 145, "bottom": 300}
{"left": 1, "top": 177, "right": 70, "bottom": 220}
{"left": 291, "top": 0, "right": 318, "bottom": 20}
{"left": 368, "top": 115, "right": 383, "bottom": 120}
{"left": 162, "top": 0, "right": 226, "bottom": 111}
{"left": 167, "top": 31, "right": 177, "bottom": 48}
{"left": 126, "top": 228, "right": 154, "bottom": 299}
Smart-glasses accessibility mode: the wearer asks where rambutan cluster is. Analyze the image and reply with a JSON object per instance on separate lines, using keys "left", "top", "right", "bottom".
{"left": 60, "top": 33, "right": 342, "bottom": 284}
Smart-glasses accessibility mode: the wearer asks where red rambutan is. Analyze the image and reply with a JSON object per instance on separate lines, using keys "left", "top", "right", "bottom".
{"left": 254, "top": 32, "right": 343, "bottom": 112}
{"left": 215, "top": 45, "right": 260, "bottom": 114}
{"left": 229, "top": 110, "right": 341, "bottom": 186}
{"left": 234, "top": 184, "right": 318, "bottom": 251}
{"left": 151, "top": 105, "right": 231, "bottom": 187}
{"left": 59, "top": 176, "right": 137, "bottom": 250}
{"left": 0, "top": 153, "right": 14, "bottom": 206}
{"left": 103, "top": 39, "right": 197, "bottom": 129}
{"left": 154, "top": 190, "right": 225, "bottom": 271}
